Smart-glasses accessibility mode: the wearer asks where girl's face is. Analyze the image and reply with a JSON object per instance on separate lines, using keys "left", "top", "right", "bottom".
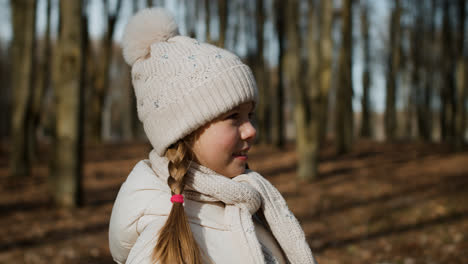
{"left": 190, "top": 102, "right": 256, "bottom": 178}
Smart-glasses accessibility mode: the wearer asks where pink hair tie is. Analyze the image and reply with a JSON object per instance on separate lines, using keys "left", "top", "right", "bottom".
{"left": 170, "top": 194, "right": 184, "bottom": 204}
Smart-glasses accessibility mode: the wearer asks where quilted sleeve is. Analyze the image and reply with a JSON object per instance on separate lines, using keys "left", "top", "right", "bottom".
{"left": 108, "top": 160, "right": 171, "bottom": 263}
{"left": 125, "top": 218, "right": 167, "bottom": 264}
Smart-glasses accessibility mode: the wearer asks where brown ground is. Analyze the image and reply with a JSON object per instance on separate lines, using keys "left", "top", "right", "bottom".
{"left": 0, "top": 139, "right": 467, "bottom": 264}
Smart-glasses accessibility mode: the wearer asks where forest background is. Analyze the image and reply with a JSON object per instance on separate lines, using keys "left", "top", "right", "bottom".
{"left": 0, "top": 0, "right": 467, "bottom": 263}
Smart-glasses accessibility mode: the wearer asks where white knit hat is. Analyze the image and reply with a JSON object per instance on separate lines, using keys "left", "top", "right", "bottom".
{"left": 122, "top": 8, "right": 258, "bottom": 156}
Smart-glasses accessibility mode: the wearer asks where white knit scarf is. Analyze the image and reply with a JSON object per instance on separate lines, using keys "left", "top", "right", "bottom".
{"left": 149, "top": 150, "right": 317, "bottom": 264}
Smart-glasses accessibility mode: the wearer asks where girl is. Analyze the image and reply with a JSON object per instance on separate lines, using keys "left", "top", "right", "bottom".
{"left": 109, "top": 8, "right": 317, "bottom": 264}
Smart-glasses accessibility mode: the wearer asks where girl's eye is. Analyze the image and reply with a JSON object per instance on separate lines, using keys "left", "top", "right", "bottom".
{"left": 226, "top": 113, "right": 239, "bottom": 120}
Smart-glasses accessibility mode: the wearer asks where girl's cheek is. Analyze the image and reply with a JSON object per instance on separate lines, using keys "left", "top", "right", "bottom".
{"left": 221, "top": 131, "right": 239, "bottom": 148}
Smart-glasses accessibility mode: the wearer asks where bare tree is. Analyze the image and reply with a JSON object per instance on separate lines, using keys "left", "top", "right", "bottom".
{"left": 0, "top": 40, "right": 10, "bottom": 139}
{"left": 317, "top": 0, "right": 334, "bottom": 145}
{"left": 412, "top": 0, "right": 434, "bottom": 141}
{"left": 205, "top": 0, "right": 212, "bottom": 43}
{"left": 10, "top": 0, "right": 37, "bottom": 178}
{"left": 218, "top": 0, "right": 228, "bottom": 47}
{"left": 89, "top": 0, "right": 122, "bottom": 142}
{"left": 294, "top": 0, "right": 321, "bottom": 181}
{"left": 410, "top": 2, "right": 423, "bottom": 140}
{"left": 360, "top": 0, "right": 371, "bottom": 138}
{"left": 335, "top": 0, "right": 354, "bottom": 154}
{"left": 231, "top": 0, "right": 242, "bottom": 50}
{"left": 408, "top": 0, "right": 435, "bottom": 141}
{"left": 254, "top": 0, "right": 269, "bottom": 144}
{"left": 384, "top": 0, "right": 401, "bottom": 141}
{"left": 121, "top": 0, "right": 139, "bottom": 140}
{"left": 50, "top": 0, "right": 83, "bottom": 207}
{"left": 440, "top": 0, "right": 456, "bottom": 142}
{"left": 272, "top": 0, "right": 285, "bottom": 148}
{"left": 31, "top": 0, "right": 52, "bottom": 161}
{"left": 455, "top": 0, "right": 466, "bottom": 149}
{"left": 284, "top": 0, "right": 321, "bottom": 180}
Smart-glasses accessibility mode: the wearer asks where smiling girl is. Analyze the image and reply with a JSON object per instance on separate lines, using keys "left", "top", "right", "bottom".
{"left": 108, "top": 8, "right": 317, "bottom": 264}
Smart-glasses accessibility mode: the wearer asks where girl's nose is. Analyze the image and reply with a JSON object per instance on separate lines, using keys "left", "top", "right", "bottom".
{"left": 241, "top": 121, "right": 257, "bottom": 141}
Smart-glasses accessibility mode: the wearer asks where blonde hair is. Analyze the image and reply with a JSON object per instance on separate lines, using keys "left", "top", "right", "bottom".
{"left": 152, "top": 138, "right": 203, "bottom": 264}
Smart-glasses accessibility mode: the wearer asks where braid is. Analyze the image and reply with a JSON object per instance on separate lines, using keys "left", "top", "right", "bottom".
{"left": 166, "top": 142, "right": 189, "bottom": 195}
{"left": 152, "top": 139, "right": 203, "bottom": 264}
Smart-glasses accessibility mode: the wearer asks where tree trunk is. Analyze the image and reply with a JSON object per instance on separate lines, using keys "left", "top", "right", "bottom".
{"left": 318, "top": 0, "right": 333, "bottom": 144}
{"left": 385, "top": 0, "right": 401, "bottom": 141}
{"left": 121, "top": 0, "right": 137, "bottom": 140}
{"left": 413, "top": 1, "right": 433, "bottom": 141}
{"left": 295, "top": 0, "right": 321, "bottom": 181}
{"left": 405, "top": 70, "right": 415, "bottom": 139}
{"left": 205, "top": 0, "right": 212, "bottom": 43}
{"left": 31, "top": 0, "right": 52, "bottom": 162}
{"left": 440, "top": 0, "right": 456, "bottom": 142}
{"left": 231, "top": 0, "right": 242, "bottom": 51}
{"left": 76, "top": 2, "right": 88, "bottom": 206}
{"left": 410, "top": 6, "right": 423, "bottom": 140}
{"left": 285, "top": 0, "right": 310, "bottom": 180}
{"left": 360, "top": 1, "right": 371, "bottom": 138}
{"left": 455, "top": 0, "right": 466, "bottom": 149}
{"left": 89, "top": 0, "right": 122, "bottom": 142}
{"left": 121, "top": 64, "right": 134, "bottom": 141}
{"left": 420, "top": 0, "right": 436, "bottom": 142}
{"left": 50, "top": 0, "right": 83, "bottom": 208}
{"left": 10, "top": 0, "right": 37, "bottom": 178}
{"left": 218, "top": 0, "right": 227, "bottom": 48}
{"left": 335, "top": 0, "right": 353, "bottom": 154}
{"left": 0, "top": 42, "right": 11, "bottom": 139}
{"left": 272, "top": 0, "right": 285, "bottom": 148}
{"left": 254, "top": 0, "right": 269, "bottom": 144}
{"left": 455, "top": 59, "right": 466, "bottom": 148}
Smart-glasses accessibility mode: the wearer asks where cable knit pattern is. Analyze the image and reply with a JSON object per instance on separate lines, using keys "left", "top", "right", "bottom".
{"left": 149, "top": 150, "right": 317, "bottom": 264}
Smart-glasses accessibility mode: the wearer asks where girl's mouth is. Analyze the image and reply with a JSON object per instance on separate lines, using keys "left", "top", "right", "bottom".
{"left": 233, "top": 155, "right": 248, "bottom": 161}
{"left": 232, "top": 150, "right": 248, "bottom": 161}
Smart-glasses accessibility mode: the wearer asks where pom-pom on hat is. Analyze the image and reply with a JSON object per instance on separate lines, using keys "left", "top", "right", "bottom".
{"left": 122, "top": 8, "right": 258, "bottom": 156}
{"left": 122, "top": 8, "right": 178, "bottom": 66}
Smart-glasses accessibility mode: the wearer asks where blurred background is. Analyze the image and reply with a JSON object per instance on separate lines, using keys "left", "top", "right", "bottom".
{"left": 0, "top": 0, "right": 467, "bottom": 263}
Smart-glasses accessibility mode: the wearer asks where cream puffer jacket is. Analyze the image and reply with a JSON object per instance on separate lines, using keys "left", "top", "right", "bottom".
{"left": 109, "top": 160, "right": 286, "bottom": 264}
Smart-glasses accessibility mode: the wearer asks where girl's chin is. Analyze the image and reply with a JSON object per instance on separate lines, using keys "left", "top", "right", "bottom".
{"left": 229, "top": 166, "right": 247, "bottom": 178}
{"left": 219, "top": 164, "right": 245, "bottom": 178}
